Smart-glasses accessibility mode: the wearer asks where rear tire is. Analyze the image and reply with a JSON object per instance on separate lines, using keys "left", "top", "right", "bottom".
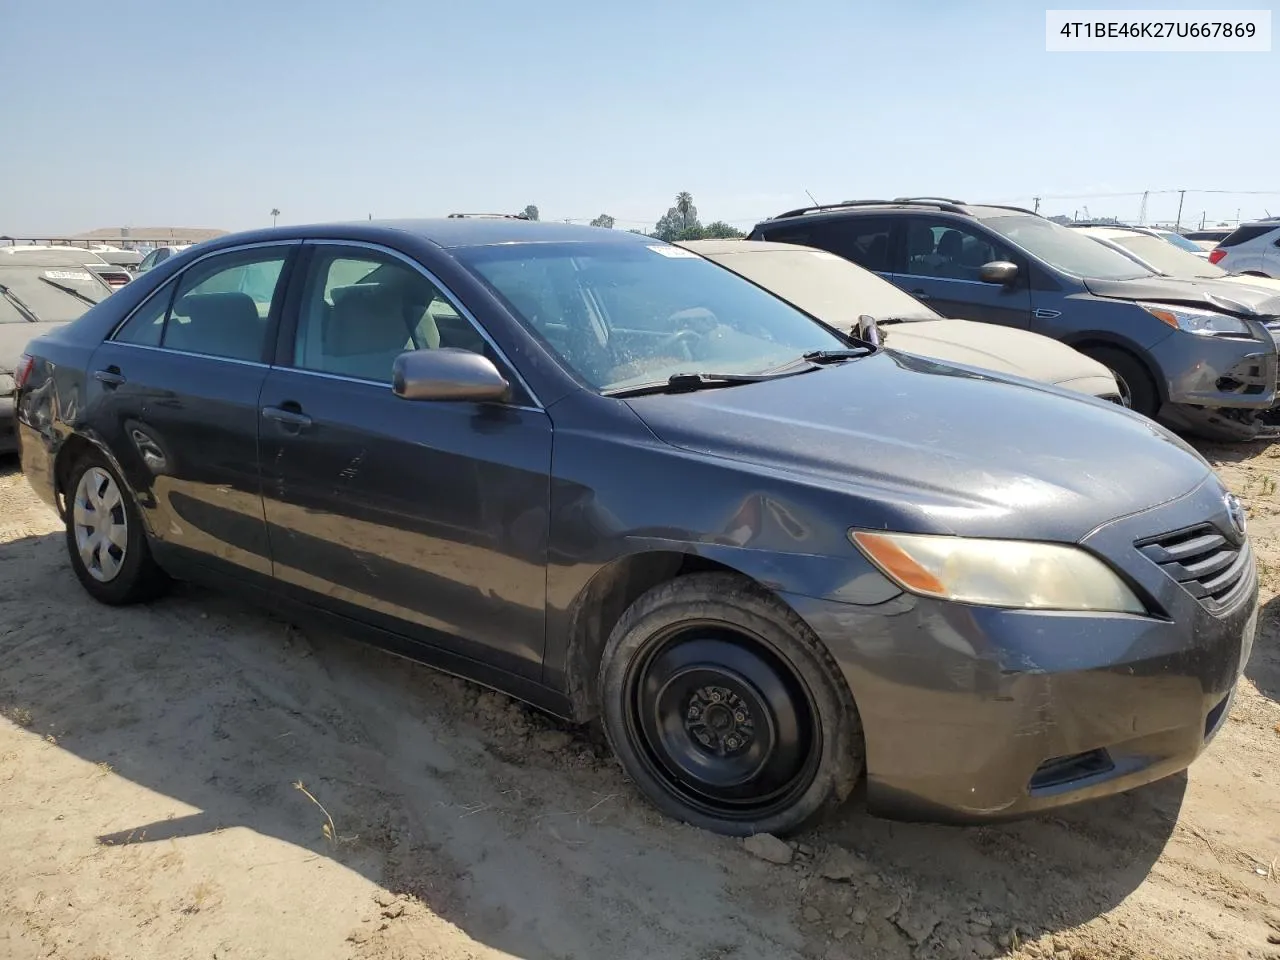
{"left": 1081, "top": 346, "right": 1159, "bottom": 418}
{"left": 597, "top": 572, "right": 863, "bottom": 837}
{"left": 64, "top": 450, "right": 169, "bottom": 605}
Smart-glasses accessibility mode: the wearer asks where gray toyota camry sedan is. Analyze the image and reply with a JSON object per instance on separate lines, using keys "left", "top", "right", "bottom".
{"left": 14, "top": 218, "right": 1258, "bottom": 836}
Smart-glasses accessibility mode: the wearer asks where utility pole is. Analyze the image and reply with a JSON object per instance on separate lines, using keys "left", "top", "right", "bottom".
{"left": 1138, "top": 190, "right": 1148, "bottom": 226}
{"left": 1033, "top": 196, "right": 1040, "bottom": 214}
{"left": 1173, "top": 190, "right": 1186, "bottom": 233}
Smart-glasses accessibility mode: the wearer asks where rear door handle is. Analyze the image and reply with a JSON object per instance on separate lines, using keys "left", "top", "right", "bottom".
{"left": 262, "top": 405, "right": 312, "bottom": 428}
{"left": 910, "top": 289, "right": 932, "bottom": 301}
{"left": 94, "top": 368, "right": 126, "bottom": 387}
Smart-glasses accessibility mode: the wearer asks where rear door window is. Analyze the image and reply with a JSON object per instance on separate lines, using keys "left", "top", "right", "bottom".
{"left": 113, "top": 247, "right": 289, "bottom": 362}
{"left": 758, "top": 217, "right": 898, "bottom": 272}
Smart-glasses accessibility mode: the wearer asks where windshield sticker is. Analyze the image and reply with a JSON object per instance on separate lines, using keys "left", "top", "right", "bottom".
{"left": 810, "top": 251, "right": 843, "bottom": 261}
{"left": 44, "top": 270, "right": 92, "bottom": 281}
{"left": 647, "top": 245, "right": 700, "bottom": 259}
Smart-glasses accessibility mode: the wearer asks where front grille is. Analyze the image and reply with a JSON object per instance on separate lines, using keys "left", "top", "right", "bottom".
{"left": 1136, "top": 524, "right": 1252, "bottom": 612}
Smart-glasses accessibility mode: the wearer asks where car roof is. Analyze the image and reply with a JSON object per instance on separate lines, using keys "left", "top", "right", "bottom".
{"left": 676, "top": 239, "right": 805, "bottom": 255}
{"left": 1071, "top": 225, "right": 1147, "bottom": 240}
{"left": 0, "top": 247, "right": 108, "bottom": 267}
{"left": 199, "top": 218, "right": 653, "bottom": 252}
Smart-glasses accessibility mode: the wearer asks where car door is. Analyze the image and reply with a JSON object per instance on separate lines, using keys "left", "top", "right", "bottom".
{"left": 257, "top": 242, "right": 553, "bottom": 680}
{"left": 885, "top": 217, "right": 1033, "bottom": 329}
{"left": 88, "top": 242, "right": 298, "bottom": 583}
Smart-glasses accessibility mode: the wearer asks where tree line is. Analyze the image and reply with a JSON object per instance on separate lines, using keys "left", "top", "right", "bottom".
{"left": 515, "top": 193, "right": 745, "bottom": 241}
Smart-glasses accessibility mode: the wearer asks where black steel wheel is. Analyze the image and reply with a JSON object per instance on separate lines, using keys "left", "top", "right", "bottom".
{"left": 599, "top": 573, "right": 862, "bottom": 836}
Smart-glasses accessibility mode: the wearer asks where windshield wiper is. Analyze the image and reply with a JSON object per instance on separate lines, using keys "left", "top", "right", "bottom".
{"left": 38, "top": 275, "right": 98, "bottom": 307}
{"left": 0, "top": 282, "right": 40, "bottom": 322}
{"left": 604, "top": 371, "right": 794, "bottom": 398}
{"left": 800, "top": 347, "right": 876, "bottom": 364}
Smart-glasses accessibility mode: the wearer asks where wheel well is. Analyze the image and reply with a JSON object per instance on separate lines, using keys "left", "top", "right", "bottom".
{"left": 1069, "top": 339, "right": 1161, "bottom": 400}
{"left": 562, "top": 551, "right": 743, "bottom": 722}
{"left": 53, "top": 435, "right": 96, "bottom": 518}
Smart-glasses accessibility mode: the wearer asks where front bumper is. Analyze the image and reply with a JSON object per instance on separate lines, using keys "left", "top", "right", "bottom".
{"left": 1154, "top": 329, "right": 1277, "bottom": 409}
{"left": 786, "top": 474, "right": 1258, "bottom": 823}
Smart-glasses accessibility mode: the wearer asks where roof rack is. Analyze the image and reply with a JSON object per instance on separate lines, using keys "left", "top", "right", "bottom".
{"left": 770, "top": 200, "right": 898, "bottom": 220}
{"left": 767, "top": 197, "right": 1046, "bottom": 223}
{"left": 446, "top": 212, "right": 531, "bottom": 220}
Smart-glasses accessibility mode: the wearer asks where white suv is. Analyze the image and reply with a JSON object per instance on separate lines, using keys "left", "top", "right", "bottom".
{"left": 1210, "top": 219, "right": 1280, "bottom": 277}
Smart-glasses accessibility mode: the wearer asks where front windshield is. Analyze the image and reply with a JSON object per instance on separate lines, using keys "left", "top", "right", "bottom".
{"left": 0, "top": 265, "right": 109, "bottom": 323}
{"left": 705, "top": 248, "right": 941, "bottom": 324}
{"left": 985, "top": 216, "right": 1153, "bottom": 281}
{"left": 1113, "top": 234, "right": 1227, "bottom": 279}
{"left": 456, "top": 241, "right": 848, "bottom": 392}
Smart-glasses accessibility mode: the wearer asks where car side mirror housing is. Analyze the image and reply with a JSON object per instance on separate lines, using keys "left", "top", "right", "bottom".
{"left": 979, "top": 261, "right": 1019, "bottom": 285}
{"left": 392, "top": 348, "right": 512, "bottom": 403}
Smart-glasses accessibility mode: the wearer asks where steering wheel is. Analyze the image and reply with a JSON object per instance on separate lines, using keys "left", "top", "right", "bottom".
{"left": 653, "top": 327, "right": 705, "bottom": 360}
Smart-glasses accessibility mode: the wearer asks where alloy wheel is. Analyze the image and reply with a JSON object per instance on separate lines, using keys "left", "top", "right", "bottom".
{"left": 72, "top": 467, "right": 129, "bottom": 582}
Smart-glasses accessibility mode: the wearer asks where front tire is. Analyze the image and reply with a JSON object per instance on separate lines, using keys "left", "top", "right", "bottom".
{"left": 64, "top": 451, "right": 169, "bottom": 605}
{"left": 1081, "top": 346, "right": 1159, "bottom": 418}
{"left": 598, "top": 573, "right": 863, "bottom": 837}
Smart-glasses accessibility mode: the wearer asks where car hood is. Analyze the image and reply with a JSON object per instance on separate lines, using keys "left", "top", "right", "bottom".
{"left": 625, "top": 352, "right": 1211, "bottom": 544}
{"left": 0, "top": 321, "right": 66, "bottom": 374}
{"left": 1084, "top": 275, "right": 1280, "bottom": 318}
{"left": 883, "top": 319, "right": 1118, "bottom": 398}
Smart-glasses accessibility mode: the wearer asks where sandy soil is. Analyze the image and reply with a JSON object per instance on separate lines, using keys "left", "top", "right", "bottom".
{"left": 1, "top": 442, "right": 1278, "bottom": 960}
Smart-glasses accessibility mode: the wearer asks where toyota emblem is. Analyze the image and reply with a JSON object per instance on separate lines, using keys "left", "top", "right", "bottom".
{"left": 1225, "top": 493, "right": 1247, "bottom": 537}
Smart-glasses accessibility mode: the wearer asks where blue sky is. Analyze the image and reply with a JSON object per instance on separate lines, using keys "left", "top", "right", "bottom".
{"left": 0, "top": 0, "right": 1276, "bottom": 234}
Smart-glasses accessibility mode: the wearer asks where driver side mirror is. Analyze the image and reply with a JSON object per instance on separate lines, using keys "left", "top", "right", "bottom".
{"left": 392, "top": 348, "right": 512, "bottom": 403}
{"left": 979, "top": 261, "right": 1019, "bottom": 285}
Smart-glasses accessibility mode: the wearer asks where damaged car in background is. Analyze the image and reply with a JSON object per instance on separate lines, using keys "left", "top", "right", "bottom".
{"left": 677, "top": 239, "right": 1122, "bottom": 403}
{"left": 0, "top": 247, "right": 114, "bottom": 453}
{"left": 750, "top": 199, "right": 1280, "bottom": 442}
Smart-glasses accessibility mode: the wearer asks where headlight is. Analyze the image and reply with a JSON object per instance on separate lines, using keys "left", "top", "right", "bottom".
{"left": 1138, "top": 302, "right": 1254, "bottom": 338}
{"left": 849, "top": 531, "right": 1145, "bottom": 614}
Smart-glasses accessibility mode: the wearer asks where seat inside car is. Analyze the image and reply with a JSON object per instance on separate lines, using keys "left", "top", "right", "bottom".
{"left": 322, "top": 284, "right": 421, "bottom": 380}
{"left": 165, "top": 292, "right": 265, "bottom": 362}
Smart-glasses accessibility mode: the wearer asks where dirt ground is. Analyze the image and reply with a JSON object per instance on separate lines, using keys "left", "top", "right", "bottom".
{"left": 1, "top": 442, "right": 1278, "bottom": 960}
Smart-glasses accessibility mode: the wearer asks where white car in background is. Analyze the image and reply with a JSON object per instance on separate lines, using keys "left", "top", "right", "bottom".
{"left": 136, "top": 244, "right": 192, "bottom": 273}
{"left": 676, "top": 239, "right": 1123, "bottom": 403}
{"left": 0, "top": 245, "right": 132, "bottom": 291}
{"left": 1074, "top": 224, "right": 1280, "bottom": 296}
{"left": 1208, "top": 219, "right": 1280, "bottom": 278}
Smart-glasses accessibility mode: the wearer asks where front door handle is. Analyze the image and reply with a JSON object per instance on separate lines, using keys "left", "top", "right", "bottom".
{"left": 910, "top": 289, "right": 932, "bottom": 301}
{"left": 94, "top": 368, "right": 126, "bottom": 387}
{"left": 262, "top": 405, "right": 312, "bottom": 429}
